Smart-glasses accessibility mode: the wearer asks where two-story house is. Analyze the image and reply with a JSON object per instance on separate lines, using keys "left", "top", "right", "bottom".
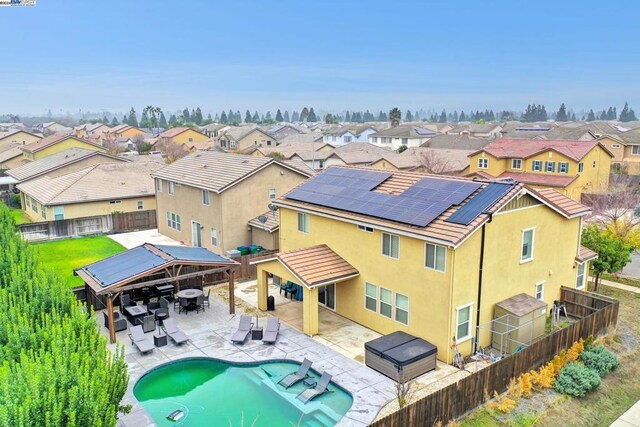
{"left": 369, "top": 125, "right": 436, "bottom": 150}
{"left": 323, "top": 125, "right": 378, "bottom": 145}
{"left": 20, "top": 133, "right": 106, "bottom": 162}
{"left": 252, "top": 166, "right": 595, "bottom": 363}
{"left": 156, "top": 127, "right": 209, "bottom": 149}
{"left": 217, "top": 125, "right": 276, "bottom": 151}
{"left": 108, "top": 124, "right": 146, "bottom": 141}
{"left": 151, "top": 151, "right": 313, "bottom": 254}
{"left": 0, "top": 130, "right": 41, "bottom": 151}
{"left": 467, "top": 138, "right": 613, "bottom": 200}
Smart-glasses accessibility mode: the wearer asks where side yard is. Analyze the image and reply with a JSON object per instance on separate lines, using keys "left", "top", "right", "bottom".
{"left": 32, "top": 236, "right": 126, "bottom": 287}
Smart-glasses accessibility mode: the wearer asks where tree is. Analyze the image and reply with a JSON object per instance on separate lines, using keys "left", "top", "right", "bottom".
{"left": 581, "top": 224, "right": 632, "bottom": 292}
{"left": 235, "top": 110, "right": 242, "bottom": 123}
{"left": 220, "top": 111, "right": 228, "bottom": 124}
{"left": 102, "top": 115, "right": 109, "bottom": 124}
{"left": 275, "top": 109, "right": 283, "bottom": 122}
{"left": 252, "top": 111, "right": 260, "bottom": 123}
{"left": 245, "top": 110, "right": 252, "bottom": 123}
{"left": 168, "top": 114, "right": 177, "bottom": 126}
{"left": 345, "top": 111, "right": 351, "bottom": 122}
{"left": 556, "top": 103, "right": 568, "bottom": 121}
{"left": 292, "top": 111, "right": 300, "bottom": 121}
{"left": 183, "top": 108, "right": 190, "bottom": 122}
{"left": 265, "top": 111, "right": 273, "bottom": 122}
{"left": 300, "top": 107, "right": 310, "bottom": 122}
{"left": 140, "top": 109, "right": 150, "bottom": 128}
{"left": 325, "top": 113, "right": 336, "bottom": 124}
{"left": 122, "top": 115, "right": 128, "bottom": 125}
{"left": 159, "top": 112, "right": 167, "bottom": 128}
{"left": 397, "top": 145, "right": 408, "bottom": 153}
{"left": 417, "top": 148, "right": 455, "bottom": 174}
{"left": 406, "top": 110, "right": 413, "bottom": 122}
{"left": 307, "top": 108, "right": 317, "bottom": 122}
{"left": 193, "top": 107, "right": 203, "bottom": 125}
{"left": 156, "top": 140, "right": 188, "bottom": 163}
{"left": 587, "top": 109, "right": 596, "bottom": 121}
{"left": 389, "top": 107, "right": 402, "bottom": 126}
{"left": 284, "top": 110, "right": 290, "bottom": 122}
{"left": 378, "top": 111, "right": 387, "bottom": 121}
{"left": 128, "top": 108, "right": 138, "bottom": 127}
{"left": 110, "top": 117, "right": 119, "bottom": 126}
{"left": 619, "top": 102, "right": 637, "bottom": 122}
{"left": 459, "top": 111, "right": 467, "bottom": 121}
{"left": 438, "top": 110, "right": 447, "bottom": 123}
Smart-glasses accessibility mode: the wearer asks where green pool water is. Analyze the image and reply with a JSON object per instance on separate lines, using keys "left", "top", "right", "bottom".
{"left": 133, "top": 358, "right": 353, "bottom": 427}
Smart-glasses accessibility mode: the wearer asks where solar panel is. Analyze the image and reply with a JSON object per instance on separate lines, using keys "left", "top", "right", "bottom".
{"left": 446, "top": 182, "right": 515, "bottom": 226}
{"left": 286, "top": 169, "right": 482, "bottom": 227}
{"left": 86, "top": 246, "right": 166, "bottom": 288}
{"left": 413, "top": 127, "right": 434, "bottom": 136}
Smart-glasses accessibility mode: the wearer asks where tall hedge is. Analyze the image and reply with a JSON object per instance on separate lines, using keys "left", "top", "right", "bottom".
{"left": 0, "top": 205, "right": 128, "bottom": 426}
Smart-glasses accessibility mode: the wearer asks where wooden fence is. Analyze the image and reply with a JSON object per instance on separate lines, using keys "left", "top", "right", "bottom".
{"left": 370, "top": 287, "right": 619, "bottom": 427}
{"left": 112, "top": 210, "right": 157, "bottom": 232}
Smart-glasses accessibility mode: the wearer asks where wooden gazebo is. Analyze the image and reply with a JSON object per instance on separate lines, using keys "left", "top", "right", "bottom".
{"left": 74, "top": 243, "right": 239, "bottom": 343}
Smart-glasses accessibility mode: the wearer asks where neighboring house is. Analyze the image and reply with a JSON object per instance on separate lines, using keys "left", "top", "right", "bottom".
{"left": 108, "top": 124, "right": 145, "bottom": 141}
{"left": 467, "top": 138, "right": 613, "bottom": 200}
{"left": 267, "top": 124, "right": 306, "bottom": 141}
{"left": 151, "top": 151, "right": 313, "bottom": 254}
{"left": 253, "top": 166, "right": 594, "bottom": 363}
{"left": 17, "top": 162, "right": 161, "bottom": 223}
{"left": 609, "top": 129, "right": 640, "bottom": 174}
{"left": 0, "top": 130, "right": 41, "bottom": 150}
{"left": 0, "top": 144, "right": 26, "bottom": 171}
{"left": 369, "top": 125, "right": 436, "bottom": 149}
{"left": 113, "top": 137, "right": 135, "bottom": 151}
{"left": 0, "top": 123, "right": 26, "bottom": 132}
{"left": 7, "top": 148, "right": 127, "bottom": 183}
{"left": 75, "top": 123, "right": 111, "bottom": 140}
{"left": 201, "top": 123, "right": 230, "bottom": 138}
{"left": 217, "top": 125, "right": 276, "bottom": 151}
{"left": 20, "top": 133, "right": 105, "bottom": 161}
{"left": 32, "top": 122, "right": 73, "bottom": 135}
{"left": 369, "top": 147, "right": 473, "bottom": 174}
{"left": 448, "top": 123, "right": 503, "bottom": 138}
{"left": 278, "top": 132, "right": 324, "bottom": 145}
{"left": 323, "top": 125, "right": 378, "bottom": 145}
{"left": 156, "top": 127, "right": 209, "bottom": 150}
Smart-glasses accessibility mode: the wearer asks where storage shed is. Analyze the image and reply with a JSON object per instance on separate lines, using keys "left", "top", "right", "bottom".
{"left": 365, "top": 331, "right": 437, "bottom": 382}
{"left": 492, "top": 293, "right": 547, "bottom": 354}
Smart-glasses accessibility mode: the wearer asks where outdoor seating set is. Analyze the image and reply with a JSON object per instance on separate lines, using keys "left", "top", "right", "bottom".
{"left": 278, "top": 358, "right": 333, "bottom": 403}
{"left": 231, "top": 315, "right": 280, "bottom": 345}
{"left": 129, "top": 318, "right": 190, "bottom": 354}
{"left": 174, "top": 289, "right": 210, "bottom": 314}
{"left": 279, "top": 281, "right": 303, "bottom": 301}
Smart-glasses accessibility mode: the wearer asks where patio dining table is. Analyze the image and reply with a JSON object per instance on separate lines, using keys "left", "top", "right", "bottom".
{"left": 124, "top": 305, "right": 147, "bottom": 324}
{"left": 176, "top": 289, "right": 203, "bottom": 311}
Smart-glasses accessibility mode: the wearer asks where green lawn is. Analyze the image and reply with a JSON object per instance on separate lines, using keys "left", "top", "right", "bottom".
{"left": 9, "top": 208, "right": 32, "bottom": 225}
{"left": 33, "top": 236, "right": 126, "bottom": 288}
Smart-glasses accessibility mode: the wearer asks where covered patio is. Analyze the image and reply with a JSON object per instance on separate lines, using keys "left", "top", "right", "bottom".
{"left": 75, "top": 243, "right": 239, "bottom": 343}
{"left": 251, "top": 244, "right": 359, "bottom": 337}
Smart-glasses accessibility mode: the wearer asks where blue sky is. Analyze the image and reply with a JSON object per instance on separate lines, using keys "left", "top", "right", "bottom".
{"left": 1, "top": 0, "right": 639, "bottom": 115}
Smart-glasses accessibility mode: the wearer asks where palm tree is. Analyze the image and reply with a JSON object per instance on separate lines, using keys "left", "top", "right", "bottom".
{"left": 389, "top": 108, "right": 402, "bottom": 127}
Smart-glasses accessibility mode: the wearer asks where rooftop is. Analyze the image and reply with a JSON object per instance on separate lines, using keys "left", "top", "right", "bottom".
{"left": 474, "top": 138, "right": 612, "bottom": 161}
{"left": 371, "top": 124, "right": 436, "bottom": 138}
{"left": 21, "top": 133, "right": 102, "bottom": 154}
{"left": 497, "top": 171, "right": 578, "bottom": 188}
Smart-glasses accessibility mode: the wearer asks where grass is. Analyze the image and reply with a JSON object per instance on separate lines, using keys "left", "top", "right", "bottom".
{"left": 32, "top": 235, "right": 126, "bottom": 287}
{"left": 8, "top": 208, "right": 31, "bottom": 225}
{"left": 601, "top": 273, "right": 640, "bottom": 288}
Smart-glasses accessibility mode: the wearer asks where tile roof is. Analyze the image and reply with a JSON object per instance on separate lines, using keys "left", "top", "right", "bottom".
{"left": 17, "top": 162, "right": 162, "bottom": 206}
{"left": 399, "top": 147, "right": 474, "bottom": 173}
{"left": 497, "top": 171, "right": 578, "bottom": 188}
{"left": 21, "top": 133, "right": 102, "bottom": 154}
{"left": 274, "top": 244, "right": 359, "bottom": 288}
{"left": 0, "top": 144, "right": 23, "bottom": 164}
{"left": 247, "top": 210, "right": 279, "bottom": 232}
{"left": 371, "top": 124, "right": 436, "bottom": 138}
{"left": 7, "top": 148, "right": 125, "bottom": 181}
{"left": 332, "top": 142, "right": 394, "bottom": 164}
{"left": 420, "top": 134, "right": 490, "bottom": 151}
{"left": 159, "top": 127, "right": 191, "bottom": 138}
{"left": 576, "top": 246, "right": 598, "bottom": 263}
{"left": 151, "top": 151, "right": 311, "bottom": 194}
{"left": 531, "top": 187, "right": 591, "bottom": 217}
{"left": 475, "top": 138, "right": 611, "bottom": 161}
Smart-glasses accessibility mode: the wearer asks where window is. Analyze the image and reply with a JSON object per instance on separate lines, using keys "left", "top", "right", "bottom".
{"left": 632, "top": 146, "right": 640, "bottom": 155}
{"left": 382, "top": 233, "right": 399, "bottom": 259}
{"left": 532, "top": 160, "right": 542, "bottom": 171}
{"left": 297, "top": 212, "right": 309, "bottom": 233}
{"left": 318, "top": 160, "right": 325, "bottom": 169}
{"left": 332, "top": 136, "right": 337, "bottom": 142}
{"left": 381, "top": 137, "right": 392, "bottom": 144}
{"left": 156, "top": 179, "right": 163, "bottom": 193}
{"left": 401, "top": 138, "right": 408, "bottom": 145}
{"left": 211, "top": 228, "right": 218, "bottom": 246}
{"left": 395, "top": 293, "right": 409, "bottom": 325}
{"left": 612, "top": 144, "right": 621, "bottom": 148}
{"left": 545, "top": 161, "right": 555, "bottom": 173}
{"left": 168, "top": 181, "right": 175, "bottom": 195}
{"left": 477, "top": 158, "right": 488, "bottom": 169}
{"left": 535, "top": 282, "right": 544, "bottom": 301}
{"left": 425, "top": 243, "right": 446, "bottom": 272}
{"left": 380, "top": 288, "right": 392, "bottom": 318}
{"left": 592, "top": 161, "right": 596, "bottom": 168}
{"left": 576, "top": 263, "right": 586, "bottom": 289}
{"left": 365, "top": 283, "right": 377, "bottom": 312}
{"left": 357, "top": 224, "right": 374, "bottom": 233}
{"left": 109, "top": 200, "right": 121, "bottom": 205}
{"left": 188, "top": 137, "right": 193, "bottom": 142}
{"left": 53, "top": 206, "right": 64, "bottom": 221}
{"left": 41, "top": 206, "right": 46, "bottom": 219}
{"left": 137, "top": 201, "right": 144, "bottom": 210}
{"left": 202, "top": 190, "right": 210, "bottom": 206}
{"left": 269, "top": 188, "right": 276, "bottom": 199}
{"left": 558, "top": 162, "right": 569, "bottom": 174}
{"left": 511, "top": 159, "right": 522, "bottom": 170}
{"left": 371, "top": 137, "right": 377, "bottom": 143}
{"left": 344, "top": 136, "right": 352, "bottom": 143}
{"left": 521, "top": 228, "right": 535, "bottom": 262}
{"left": 456, "top": 304, "right": 473, "bottom": 342}
{"left": 30, "top": 197, "right": 37, "bottom": 212}
{"left": 578, "top": 162, "right": 584, "bottom": 173}
{"left": 166, "top": 212, "right": 181, "bottom": 231}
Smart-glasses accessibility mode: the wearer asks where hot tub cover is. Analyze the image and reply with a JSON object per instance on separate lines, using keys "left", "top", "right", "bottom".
{"left": 364, "top": 331, "right": 416, "bottom": 357}
{"left": 365, "top": 331, "right": 437, "bottom": 366}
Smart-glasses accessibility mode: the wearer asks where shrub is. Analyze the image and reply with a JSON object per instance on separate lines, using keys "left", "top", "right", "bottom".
{"left": 579, "top": 345, "right": 620, "bottom": 377}
{"left": 555, "top": 363, "right": 601, "bottom": 397}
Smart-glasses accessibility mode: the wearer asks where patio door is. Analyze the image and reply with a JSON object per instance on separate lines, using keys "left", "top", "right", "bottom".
{"left": 191, "top": 221, "right": 202, "bottom": 247}
{"left": 318, "top": 284, "right": 335, "bottom": 310}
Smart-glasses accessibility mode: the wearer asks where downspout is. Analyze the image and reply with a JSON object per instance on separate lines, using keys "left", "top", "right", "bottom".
{"left": 474, "top": 213, "right": 492, "bottom": 353}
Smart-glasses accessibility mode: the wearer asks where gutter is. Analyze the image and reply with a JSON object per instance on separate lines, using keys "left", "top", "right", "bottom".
{"left": 474, "top": 213, "right": 491, "bottom": 353}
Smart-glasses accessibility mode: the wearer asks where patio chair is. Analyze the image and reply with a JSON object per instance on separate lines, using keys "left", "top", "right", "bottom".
{"left": 120, "top": 294, "right": 136, "bottom": 312}
{"left": 162, "top": 318, "right": 189, "bottom": 344}
{"left": 279, "top": 358, "right": 312, "bottom": 389}
{"left": 262, "top": 317, "right": 280, "bottom": 344}
{"left": 128, "top": 325, "right": 154, "bottom": 354}
{"left": 230, "top": 315, "right": 253, "bottom": 344}
{"left": 103, "top": 311, "right": 127, "bottom": 332}
{"left": 178, "top": 297, "right": 190, "bottom": 315}
{"left": 195, "top": 295, "right": 205, "bottom": 313}
{"left": 297, "top": 371, "right": 332, "bottom": 403}
{"left": 141, "top": 314, "right": 156, "bottom": 333}
{"left": 203, "top": 289, "right": 210, "bottom": 308}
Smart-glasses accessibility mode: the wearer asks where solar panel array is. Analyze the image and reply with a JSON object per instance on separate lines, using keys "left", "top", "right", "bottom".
{"left": 286, "top": 168, "right": 482, "bottom": 228}
{"left": 86, "top": 246, "right": 166, "bottom": 288}
{"left": 413, "top": 127, "right": 434, "bottom": 136}
{"left": 446, "top": 182, "right": 515, "bottom": 226}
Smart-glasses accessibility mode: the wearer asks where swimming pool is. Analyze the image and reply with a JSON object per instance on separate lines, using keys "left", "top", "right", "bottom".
{"left": 133, "top": 358, "right": 353, "bottom": 426}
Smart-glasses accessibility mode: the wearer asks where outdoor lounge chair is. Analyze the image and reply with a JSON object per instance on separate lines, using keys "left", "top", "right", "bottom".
{"left": 262, "top": 317, "right": 280, "bottom": 344}
{"left": 128, "top": 325, "right": 154, "bottom": 354}
{"left": 162, "top": 318, "right": 189, "bottom": 344}
{"left": 279, "top": 358, "right": 312, "bottom": 388}
{"left": 297, "top": 371, "right": 332, "bottom": 403}
{"left": 230, "top": 315, "right": 253, "bottom": 344}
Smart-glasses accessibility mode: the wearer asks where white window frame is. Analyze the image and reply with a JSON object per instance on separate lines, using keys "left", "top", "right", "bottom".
{"left": 211, "top": 228, "right": 218, "bottom": 246}
{"left": 357, "top": 224, "right": 374, "bottom": 233}
{"left": 576, "top": 262, "right": 586, "bottom": 289}
{"left": 395, "top": 293, "right": 409, "bottom": 325}
{"left": 545, "top": 161, "right": 555, "bottom": 173}
{"left": 166, "top": 211, "right": 181, "bottom": 231}
{"left": 344, "top": 135, "right": 353, "bottom": 143}
{"left": 521, "top": 227, "right": 535, "bottom": 263}
{"left": 535, "top": 281, "right": 545, "bottom": 301}
{"left": 558, "top": 162, "right": 569, "bottom": 174}
{"left": 578, "top": 162, "right": 584, "bottom": 173}
{"left": 269, "top": 188, "right": 277, "bottom": 199}
{"left": 156, "top": 179, "right": 163, "bottom": 193}
{"left": 297, "top": 212, "right": 309, "bottom": 233}
{"left": 632, "top": 145, "right": 640, "bottom": 155}
{"left": 612, "top": 144, "right": 621, "bottom": 149}
{"left": 379, "top": 288, "right": 393, "bottom": 318}
{"left": 53, "top": 206, "right": 64, "bottom": 221}
{"left": 425, "top": 243, "right": 446, "bottom": 272}
{"left": 511, "top": 159, "right": 522, "bottom": 170}
{"left": 137, "top": 201, "right": 144, "bottom": 210}
{"left": 456, "top": 303, "right": 474, "bottom": 343}
{"left": 365, "top": 282, "right": 377, "bottom": 312}
{"left": 532, "top": 160, "right": 542, "bottom": 172}
{"left": 381, "top": 232, "right": 400, "bottom": 259}
{"left": 477, "top": 158, "right": 488, "bottom": 169}
{"left": 168, "top": 181, "right": 175, "bottom": 196}
{"left": 202, "top": 189, "right": 210, "bottom": 206}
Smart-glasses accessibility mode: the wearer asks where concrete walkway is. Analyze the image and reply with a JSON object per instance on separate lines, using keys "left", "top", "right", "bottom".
{"left": 598, "top": 278, "right": 640, "bottom": 294}
{"left": 108, "top": 228, "right": 181, "bottom": 249}
{"left": 611, "top": 400, "right": 640, "bottom": 426}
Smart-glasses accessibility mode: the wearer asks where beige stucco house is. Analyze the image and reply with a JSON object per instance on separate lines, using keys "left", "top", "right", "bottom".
{"left": 151, "top": 151, "right": 312, "bottom": 254}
